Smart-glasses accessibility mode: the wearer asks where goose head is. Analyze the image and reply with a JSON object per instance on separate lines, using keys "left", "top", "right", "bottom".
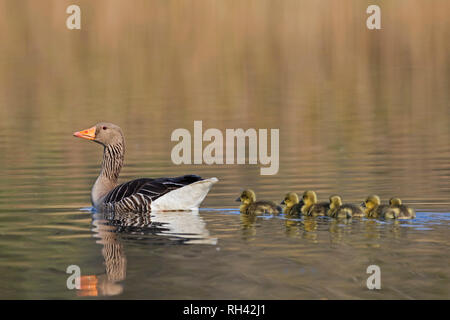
{"left": 73, "top": 122, "right": 124, "bottom": 147}
{"left": 362, "top": 194, "right": 380, "bottom": 210}
{"left": 329, "top": 195, "right": 343, "bottom": 210}
{"left": 281, "top": 192, "right": 300, "bottom": 209}
{"left": 236, "top": 189, "right": 256, "bottom": 205}
{"left": 302, "top": 190, "right": 318, "bottom": 207}
{"left": 389, "top": 197, "right": 402, "bottom": 206}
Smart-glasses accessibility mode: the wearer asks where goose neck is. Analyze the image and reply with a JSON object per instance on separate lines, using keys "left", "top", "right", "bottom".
{"left": 100, "top": 143, "right": 125, "bottom": 182}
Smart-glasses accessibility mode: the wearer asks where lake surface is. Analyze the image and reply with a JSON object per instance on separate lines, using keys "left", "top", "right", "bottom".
{"left": 0, "top": 1, "right": 449, "bottom": 299}
{"left": 0, "top": 121, "right": 448, "bottom": 299}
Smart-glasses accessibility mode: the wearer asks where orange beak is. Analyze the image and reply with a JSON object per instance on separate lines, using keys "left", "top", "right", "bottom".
{"left": 73, "top": 126, "right": 96, "bottom": 141}
{"left": 77, "top": 275, "right": 99, "bottom": 297}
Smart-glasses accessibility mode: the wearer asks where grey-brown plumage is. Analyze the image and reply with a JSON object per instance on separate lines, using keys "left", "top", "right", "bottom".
{"left": 100, "top": 175, "right": 204, "bottom": 213}
{"left": 74, "top": 122, "right": 215, "bottom": 213}
{"left": 237, "top": 190, "right": 282, "bottom": 215}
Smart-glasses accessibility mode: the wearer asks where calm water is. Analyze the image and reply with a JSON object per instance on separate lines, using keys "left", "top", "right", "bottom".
{"left": 0, "top": 121, "right": 449, "bottom": 299}
{"left": 0, "top": 1, "right": 449, "bottom": 299}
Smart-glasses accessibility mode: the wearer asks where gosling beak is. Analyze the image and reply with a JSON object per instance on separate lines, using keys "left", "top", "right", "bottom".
{"left": 361, "top": 202, "right": 366, "bottom": 208}
{"left": 235, "top": 197, "right": 241, "bottom": 202}
{"left": 280, "top": 200, "right": 285, "bottom": 205}
{"left": 73, "top": 126, "right": 96, "bottom": 141}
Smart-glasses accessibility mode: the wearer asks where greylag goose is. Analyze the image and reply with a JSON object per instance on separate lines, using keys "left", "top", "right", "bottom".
{"left": 73, "top": 122, "right": 218, "bottom": 213}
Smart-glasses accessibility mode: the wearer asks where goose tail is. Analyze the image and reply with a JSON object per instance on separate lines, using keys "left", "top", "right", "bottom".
{"left": 151, "top": 177, "right": 218, "bottom": 211}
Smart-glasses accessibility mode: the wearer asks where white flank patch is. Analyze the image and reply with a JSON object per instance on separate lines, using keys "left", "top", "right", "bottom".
{"left": 150, "top": 177, "right": 218, "bottom": 211}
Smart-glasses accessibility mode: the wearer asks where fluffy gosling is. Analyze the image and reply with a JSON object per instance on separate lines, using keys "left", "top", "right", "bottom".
{"left": 236, "top": 189, "right": 282, "bottom": 215}
{"left": 362, "top": 195, "right": 399, "bottom": 219}
{"left": 301, "top": 191, "right": 329, "bottom": 216}
{"left": 389, "top": 198, "right": 416, "bottom": 219}
{"left": 327, "top": 195, "right": 364, "bottom": 218}
{"left": 281, "top": 192, "right": 304, "bottom": 216}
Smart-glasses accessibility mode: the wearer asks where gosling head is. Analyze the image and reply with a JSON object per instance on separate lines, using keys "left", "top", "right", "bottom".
{"left": 329, "top": 195, "right": 343, "bottom": 210}
{"left": 236, "top": 189, "right": 256, "bottom": 205}
{"left": 389, "top": 197, "right": 402, "bottom": 206}
{"left": 362, "top": 195, "right": 381, "bottom": 210}
{"left": 281, "top": 192, "right": 300, "bottom": 208}
{"left": 74, "top": 122, "right": 124, "bottom": 147}
{"left": 302, "top": 190, "right": 318, "bottom": 207}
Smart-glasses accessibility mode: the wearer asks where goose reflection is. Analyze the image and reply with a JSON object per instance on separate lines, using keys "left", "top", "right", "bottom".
{"left": 76, "top": 209, "right": 216, "bottom": 297}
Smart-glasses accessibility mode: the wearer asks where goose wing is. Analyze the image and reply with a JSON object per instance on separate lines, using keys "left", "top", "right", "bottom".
{"left": 102, "top": 175, "right": 203, "bottom": 212}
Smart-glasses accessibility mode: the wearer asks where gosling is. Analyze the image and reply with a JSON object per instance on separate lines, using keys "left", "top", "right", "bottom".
{"left": 301, "top": 191, "right": 329, "bottom": 216}
{"left": 236, "top": 189, "right": 282, "bottom": 215}
{"left": 362, "top": 195, "right": 399, "bottom": 219}
{"left": 389, "top": 198, "right": 416, "bottom": 219}
{"left": 327, "top": 195, "right": 364, "bottom": 219}
{"left": 280, "top": 192, "right": 304, "bottom": 216}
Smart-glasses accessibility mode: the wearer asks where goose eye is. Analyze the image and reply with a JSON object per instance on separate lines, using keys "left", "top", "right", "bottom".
{"left": 102, "top": 126, "right": 107, "bottom": 130}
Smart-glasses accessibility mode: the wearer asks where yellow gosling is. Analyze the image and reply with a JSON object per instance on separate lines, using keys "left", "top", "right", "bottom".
{"left": 301, "top": 190, "right": 328, "bottom": 216}
{"left": 327, "top": 195, "right": 364, "bottom": 219}
{"left": 236, "top": 189, "right": 282, "bottom": 215}
{"left": 362, "top": 195, "right": 399, "bottom": 219}
{"left": 389, "top": 198, "right": 416, "bottom": 219}
{"left": 281, "top": 192, "right": 303, "bottom": 216}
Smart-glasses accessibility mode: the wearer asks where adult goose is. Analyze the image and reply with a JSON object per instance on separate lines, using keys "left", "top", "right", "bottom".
{"left": 73, "top": 122, "right": 218, "bottom": 213}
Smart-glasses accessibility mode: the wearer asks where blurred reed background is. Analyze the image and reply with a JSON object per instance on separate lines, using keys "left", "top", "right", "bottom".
{"left": 0, "top": 0, "right": 449, "bottom": 209}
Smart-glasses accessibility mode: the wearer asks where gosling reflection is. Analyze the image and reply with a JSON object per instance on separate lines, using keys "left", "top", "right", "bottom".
{"left": 301, "top": 217, "right": 319, "bottom": 242}
{"left": 389, "top": 219, "right": 402, "bottom": 239}
{"left": 76, "top": 209, "right": 216, "bottom": 297}
{"left": 328, "top": 218, "right": 353, "bottom": 243}
{"left": 240, "top": 212, "right": 258, "bottom": 238}
{"left": 362, "top": 218, "right": 411, "bottom": 247}
{"left": 282, "top": 215, "right": 320, "bottom": 240}
{"left": 284, "top": 218, "right": 302, "bottom": 237}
